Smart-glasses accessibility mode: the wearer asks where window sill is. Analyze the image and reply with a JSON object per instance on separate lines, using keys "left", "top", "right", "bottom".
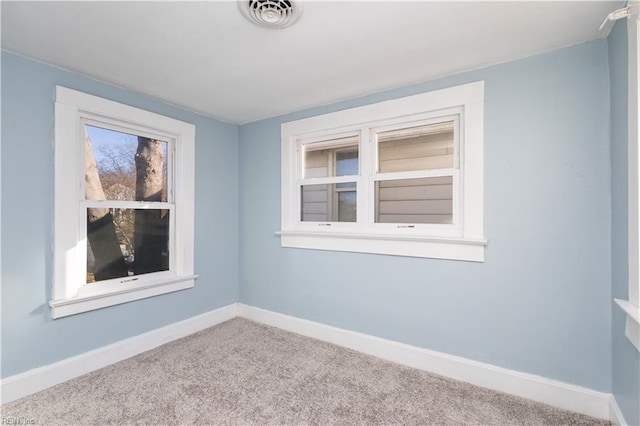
{"left": 615, "top": 298, "right": 640, "bottom": 352}
{"left": 49, "top": 275, "right": 198, "bottom": 319}
{"left": 276, "top": 230, "right": 486, "bottom": 262}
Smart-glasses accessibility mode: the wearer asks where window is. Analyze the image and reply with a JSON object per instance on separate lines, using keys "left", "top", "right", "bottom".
{"left": 51, "top": 87, "right": 196, "bottom": 319}
{"left": 280, "top": 81, "right": 485, "bottom": 261}
{"left": 301, "top": 134, "right": 359, "bottom": 223}
{"left": 615, "top": 9, "right": 640, "bottom": 351}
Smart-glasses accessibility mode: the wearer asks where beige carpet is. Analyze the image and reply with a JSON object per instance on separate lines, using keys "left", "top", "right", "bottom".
{"left": 1, "top": 318, "right": 608, "bottom": 425}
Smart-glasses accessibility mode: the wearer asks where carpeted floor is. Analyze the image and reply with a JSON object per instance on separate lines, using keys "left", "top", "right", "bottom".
{"left": 2, "top": 318, "right": 608, "bottom": 425}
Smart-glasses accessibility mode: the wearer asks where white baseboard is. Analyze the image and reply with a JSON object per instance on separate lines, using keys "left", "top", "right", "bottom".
{"left": 1, "top": 303, "right": 237, "bottom": 404}
{"left": 1, "top": 302, "right": 616, "bottom": 423}
{"left": 610, "top": 395, "right": 628, "bottom": 426}
{"left": 237, "top": 303, "right": 611, "bottom": 420}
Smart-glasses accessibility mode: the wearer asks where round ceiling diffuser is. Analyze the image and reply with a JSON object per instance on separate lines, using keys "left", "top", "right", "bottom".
{"left": 238, "top": 0, "right": 303, "bottom": 29}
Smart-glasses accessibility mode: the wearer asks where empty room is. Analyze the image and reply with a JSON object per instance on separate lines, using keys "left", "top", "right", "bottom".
{"left": 1, "top": 1, "right": 639, "bottom": 424}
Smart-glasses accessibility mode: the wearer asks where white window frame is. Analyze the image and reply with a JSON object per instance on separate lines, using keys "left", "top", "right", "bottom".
{"left": 295, "top": 132, "right": 360, "bottom": 226}
{"left": 279, "top": 81, "right": 485, "bottom": 262}
{"left": 616, "top": 7, "right": 640, "bottom": 351}
{"left": 51, "top": 86, "right": 197, "bottom": 319}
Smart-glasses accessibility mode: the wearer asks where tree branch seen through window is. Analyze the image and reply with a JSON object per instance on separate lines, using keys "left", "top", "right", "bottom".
{"left": 84, "top": 125, "right": 169, "bottom": 283}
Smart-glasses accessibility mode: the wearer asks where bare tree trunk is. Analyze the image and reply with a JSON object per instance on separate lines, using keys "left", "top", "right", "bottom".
{"left": 85, "top": 129, "right": 128, "bottom": 281}
{"left": 133, "top": 137, "right": 168, "bottom": 275}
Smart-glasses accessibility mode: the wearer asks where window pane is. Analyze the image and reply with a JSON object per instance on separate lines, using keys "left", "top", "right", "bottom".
{"left": 86, "top": 208, "right": 170, "bottom": 283}
{"left": 337, "top": 190, "right": 357, "bottom": 222}
{"left": 301, "top": 183, "right": 357, "bottom": 222}
{"left": 335, "top": 150, "right": 358, "bottom": 177}
{"left": 375, "top": 176, "right": 452, "bottom": 224}
{"left": 377, "top": 121, "right": 454, "bottom": 173}
{"left": 303, "top": 137, "right": 358, "bottom": 178}
{"left": 85, "top": 125, "right": 168, "bottom": 202}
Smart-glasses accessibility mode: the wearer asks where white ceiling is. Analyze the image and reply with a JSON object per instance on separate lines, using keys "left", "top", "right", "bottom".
{"left": 1, "top": 1, "right": 622, "bottom": 124}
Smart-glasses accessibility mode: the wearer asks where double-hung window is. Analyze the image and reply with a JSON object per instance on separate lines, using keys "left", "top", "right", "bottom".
{"left": 280, "top": 81, "right": 485, "bottom": 261}
{"left": 51, "top": 87, "right": 196, "bottom": 319}
{"left": 300, "top": 133, "right": 359, "bottom": 223}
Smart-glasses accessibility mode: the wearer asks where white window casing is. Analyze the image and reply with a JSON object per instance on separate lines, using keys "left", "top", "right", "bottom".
{"left": 279, "top": 81, "right": 486, "bottom": 262}
{"left": 615, "top": 8, "right": 640, "bottom": 351}
{"left": 52, "top": 86, "right": 197, "bottom": 319}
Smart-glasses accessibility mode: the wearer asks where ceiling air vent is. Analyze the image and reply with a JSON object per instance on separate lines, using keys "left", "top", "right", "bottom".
{"left": 238, "top": 0, "right": 303, "bottom": 29}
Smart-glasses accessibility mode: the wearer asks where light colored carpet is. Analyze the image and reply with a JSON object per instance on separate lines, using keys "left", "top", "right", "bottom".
{"left": 2, "top": 318, "right": 608, "bottom": 425}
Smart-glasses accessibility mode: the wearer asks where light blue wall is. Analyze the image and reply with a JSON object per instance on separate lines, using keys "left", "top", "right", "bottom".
{"left": 1, "top": 38, "right": 621, "bottom": 398}
{"left": 0, "top": 52, "right": 239, "bottom": 378}
{"left": 608, "top": 21, "right": 640, "bottom": 426}
{"left": 238, "top": 40, "right": 612, "bottom": 392}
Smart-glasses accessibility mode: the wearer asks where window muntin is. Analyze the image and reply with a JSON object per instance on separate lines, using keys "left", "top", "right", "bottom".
{"left": 280, "top": 81, "right": 485, "bottom": 261}
{"left": 52, "top": 86, "right": 196, "bottom": 318}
